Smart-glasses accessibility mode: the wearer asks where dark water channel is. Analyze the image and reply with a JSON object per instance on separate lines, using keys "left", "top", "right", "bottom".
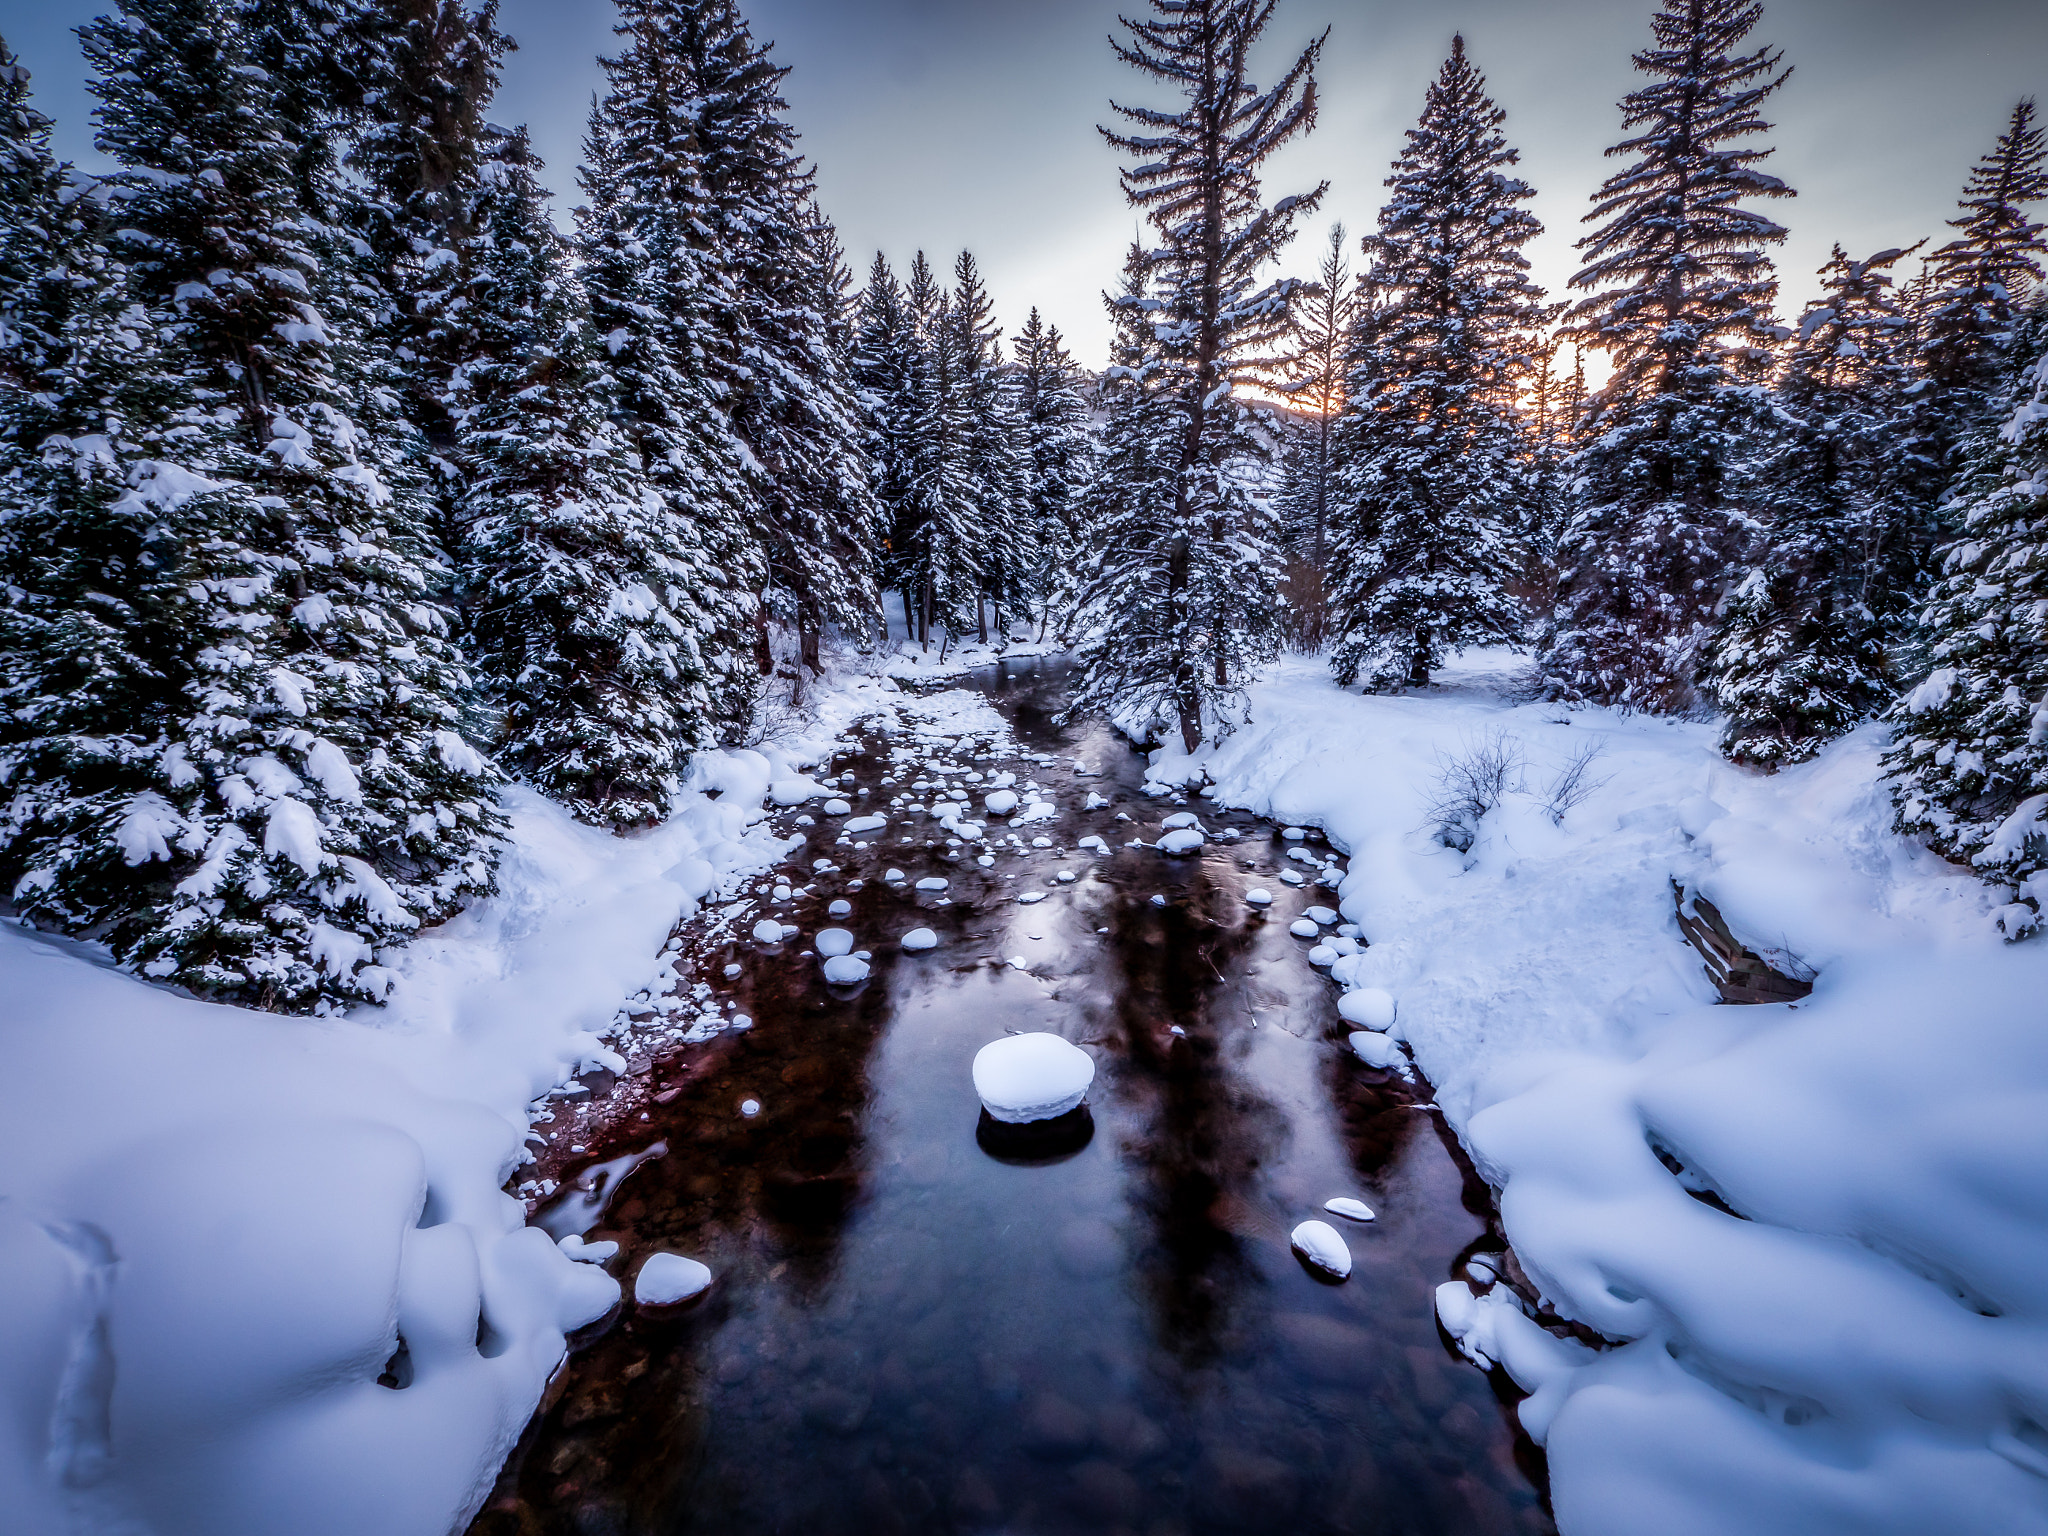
{"left": 472, "top": 659, "right": 1552, "bottom": 1536}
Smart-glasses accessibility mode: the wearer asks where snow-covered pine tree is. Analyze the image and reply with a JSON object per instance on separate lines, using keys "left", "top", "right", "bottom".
{"left": 1327, "top": 36, "right": 1548, "bottom": 692}
{"left": 900, "top": 256, "right": 983, "bottom": 648}
{"left": 1277, "top": 224, "right": 1354, "bottom": 567}
{"left": 1915, "top": 100, "right": 2048, "bottom": 429}
{"left": 0, "top": 36, "right": 80, "bottom": 396}
{"left": 454, "top": 129, "right": 708, "bottom": 826}
{"left": 1271, "top": 223, "right": 1355, "bottom": 650}
{"left": 652, "top": 0, "right": 880, "bottom": 674}
{"left": 1545, "top": 0, "right": 1795, "bottom": 713}
{"left": 1077, "top": 0, "right": 1325, "bottom": 751}
{"left": 581, "top": 7, "right": 765, "bottom": 735}
{"left": 1071, "top": 242, "right": 1185, "bottom": 728}
{"left": 951, "top": 251, "right": 1032, "bottom": 643}
{"left": 6, "top": 0, "right": 503, "bottom": 1012}
{"left": 1704, "top": 244, "right": 1923, "bottom": 766}
{"left": 341, "top": 0, "right": 507, "bottom": 478}
{"left": 1011, "top": 306, "right": 1097, "bottom": 638}
{"left": 1886, "top": 299, "right": 2048, "bottom": 933}
{"left": 851, "top": 253, "right": 922, "bottom": 638}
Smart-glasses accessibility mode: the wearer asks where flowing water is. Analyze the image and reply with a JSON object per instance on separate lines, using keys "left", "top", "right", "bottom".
{"left": 471, "top": 658, "right": 1553, "bottom": 1536}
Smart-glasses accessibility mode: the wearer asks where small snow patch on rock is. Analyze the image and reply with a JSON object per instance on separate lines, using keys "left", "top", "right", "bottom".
{"left": 1291, "top": 1220, "right": 1351, "bottom": 1279}
{"left": 635, "top": 1253, "right": 712, "bottom": 1306}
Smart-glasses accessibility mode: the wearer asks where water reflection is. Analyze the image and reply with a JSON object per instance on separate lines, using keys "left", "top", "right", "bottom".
{"left": 470, "top": 658, "right": 1553, "bottom": 1536}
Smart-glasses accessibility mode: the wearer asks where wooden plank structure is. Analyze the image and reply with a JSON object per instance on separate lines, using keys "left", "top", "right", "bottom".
{"left": 1673, "top": 882, "right": 1815, "bottom": 1005}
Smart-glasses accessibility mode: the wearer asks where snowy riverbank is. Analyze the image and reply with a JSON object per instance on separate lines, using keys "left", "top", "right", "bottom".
{"left": 1153, "top": 649, "right": 2048, "bottom": 1536}
{"left": 0, "top": 751, "right": 825, "bottom": 1533}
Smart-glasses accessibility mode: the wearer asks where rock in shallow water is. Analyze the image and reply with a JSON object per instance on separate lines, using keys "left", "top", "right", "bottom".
{"left": 973, "top": 1032, "right": 1095, "bottom": 1124}
{"left": 823, "top": 954, "right": 871, "bottom": 985}
{"left": 1290, "top": 1220, "right": 1352, "bottom": 1279}
{"left": 635, "top": 1252, "right": 712, "bottom": 1306}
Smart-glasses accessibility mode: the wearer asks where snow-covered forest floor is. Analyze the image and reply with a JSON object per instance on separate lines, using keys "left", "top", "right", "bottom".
{"left": 1157, "top": 648, "right": 2048, "bottom": 1536}
{"left": 5, "top": 639, "right": 2045, "bottom": 1536}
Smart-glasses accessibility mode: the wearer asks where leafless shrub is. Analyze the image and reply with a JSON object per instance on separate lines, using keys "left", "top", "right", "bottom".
{"left": 1543, "top": 741, "right": 1610, "bottom": 824}
{"left": 1425, "top": 730, "right": 1525, "bottom": 851}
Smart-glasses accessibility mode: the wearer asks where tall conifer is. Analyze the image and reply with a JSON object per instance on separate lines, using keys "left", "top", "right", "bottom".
{"left": 1545, "top": 0, "right": 1794, "bottom": 713}
{"left": 1077, "top": 0, "right": 1326, "bottom": 751}
{"left": 1327, "top": 36, "right": 1547, "bottom": 692}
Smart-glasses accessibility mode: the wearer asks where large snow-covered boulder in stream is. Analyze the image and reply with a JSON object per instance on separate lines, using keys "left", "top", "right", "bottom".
{"left": 1157, "top": 828, "right": 1205, "bottom": 855}
{"left": 972, "top": 1033, "right": 1095, "bottom": 1123}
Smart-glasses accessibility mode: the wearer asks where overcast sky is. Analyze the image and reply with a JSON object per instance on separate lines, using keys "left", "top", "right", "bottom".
{"left": 7, "top": 0, "right": 2045, "bottom": 367}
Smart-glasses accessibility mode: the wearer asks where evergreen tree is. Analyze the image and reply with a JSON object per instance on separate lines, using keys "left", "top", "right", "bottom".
{"left": 1704, "top": 245, "right": 1923, "bottom": 765}
{"left": 851, "top": 253, "right": 923, "bottom": 639}
{"left": 1886, "top": 303, "right": 2048, "bottom": 932}
{"left": 342, "top": 0, "right": 508, "bottom": 473}
{"left": 453, "top": 130, "right": 710, "bottom": 826}
{"left": 1278, "top": 224, "right": 1356, "bottom": 567}
{"left": 0, "top": 37, "right": 79, "bottom": 396}
{"left": 1071, "top": 243, "right": 1188, "bottom": 734}
{"left": 1076, "top": 0, "right": 1326, "bottom": 751}
{"left": 0, "top": 0, "right": 500, "bottom": 1012}
{"left": 1012, "top": 306, "right": 1097, "bottom": 638}
{"left": 1545, "top": 0, "right": 1795, "bottom": 713}
{"left": 951, "top": 251, "right": 1032, "bottom": 642}
{"left": 654, "top": 0, "right": 880, "bottom": 673}
{"left": 1327, "top": 36, "right": 1548, "bottom": 692}
{"left": 1916, "top": 100, "right": 2048, "bottom": 420}
{"left": 579, "top": 21, "right": 763, "bottom": 735}
{"left": 900, "top": 255, "right": 983, "bottom": 647}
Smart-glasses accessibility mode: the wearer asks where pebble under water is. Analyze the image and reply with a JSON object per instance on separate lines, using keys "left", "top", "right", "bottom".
{"left": 470, "top": 658, "right": 1554, "bottom": 1536}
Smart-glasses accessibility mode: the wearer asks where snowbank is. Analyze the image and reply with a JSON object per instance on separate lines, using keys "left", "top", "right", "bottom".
{"left": 0, "top": 762, "right": 798, "bottom": 1536}
{"left": 1157, "top": 649, "right": 2048, "bottom": 1536}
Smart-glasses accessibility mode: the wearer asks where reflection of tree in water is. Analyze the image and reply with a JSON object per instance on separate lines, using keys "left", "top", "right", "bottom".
{"left": 1322, "top": 1029, "right": 1426, "bottom": 1190}
{"left": 1095, "top": 869, "right": 1288, "bottom": 1373}
{"left": 472, "top": 788, "right": 900, "bottom": 1536}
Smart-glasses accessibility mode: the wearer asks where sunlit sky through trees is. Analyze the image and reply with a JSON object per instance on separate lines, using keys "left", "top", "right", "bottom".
{"left": 10, "top": 0, "right": 2046, "bottom": 368}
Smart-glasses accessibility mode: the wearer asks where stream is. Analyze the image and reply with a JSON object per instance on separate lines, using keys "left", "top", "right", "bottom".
{"left": 470, "top": 658, "right": 1553, "bottom": 1536}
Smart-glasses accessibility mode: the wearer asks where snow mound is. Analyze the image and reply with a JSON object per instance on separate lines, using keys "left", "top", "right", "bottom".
{"left": 1338, "top": 988, "right": 1396, "bottom": 1029}
{"left": 828, "top": 899, "right": 852, "bottom": 918}
{"left": 814, "top": 928, "right": 854, "bottom": 957}
{"left": 822, "top": 798, "right": 852, "bottom": 816}
{"left": 972, "top": 1033, "right": 1095, "bottom": 1124}
{"left": 1304, "top": 905, "right": 1339, "bottom": 925}
{"left": 1348, "top": 1031, "right": 1402, "bottom": 1069}
{"left": 985, "top": 789, "right": 1020, "bottom": 815}
{"left": 1325, "top": 1197, "right": 1376, "bottom": 1222}
{"left": 1017, "top": 892, "right": 1046, "bottom": 905}
{"left": 1290, "top": 1220, "right": 1352, "bottom": 1279}
{"left": 844, "top": 814, "right": 887, "bottom": 834}
{"left": 751, "top": 918, "right": 784, "bottom": 944}
{"left": 901, "top": 928, "right": 939, "bottom": 952}
{"left": 1245, "top": 888, "right": 1274, "bottom": 907}
{"left": 822, "top": 955, "right": 870, "bottom": 985}
{"left": 634, "top": 1253, "right": 712, "bottom": 1307}
{"left": 1161, "top": 811, "right": 1201, "bottom": 830}
{"left": 1307, "top": 945, "right": 1337, "bottom": 966}
{"left": 915, "top": 877, "right": 949, "bottom": 892}
{"left": 1157, "top": 828, "right": 1205, "bottom": 855}
{"left": 1012, "top": 799, "right": 1057, "bottom": 825}
{"left": 1289, "top": 918, "right": 1320, "bottom": 939}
